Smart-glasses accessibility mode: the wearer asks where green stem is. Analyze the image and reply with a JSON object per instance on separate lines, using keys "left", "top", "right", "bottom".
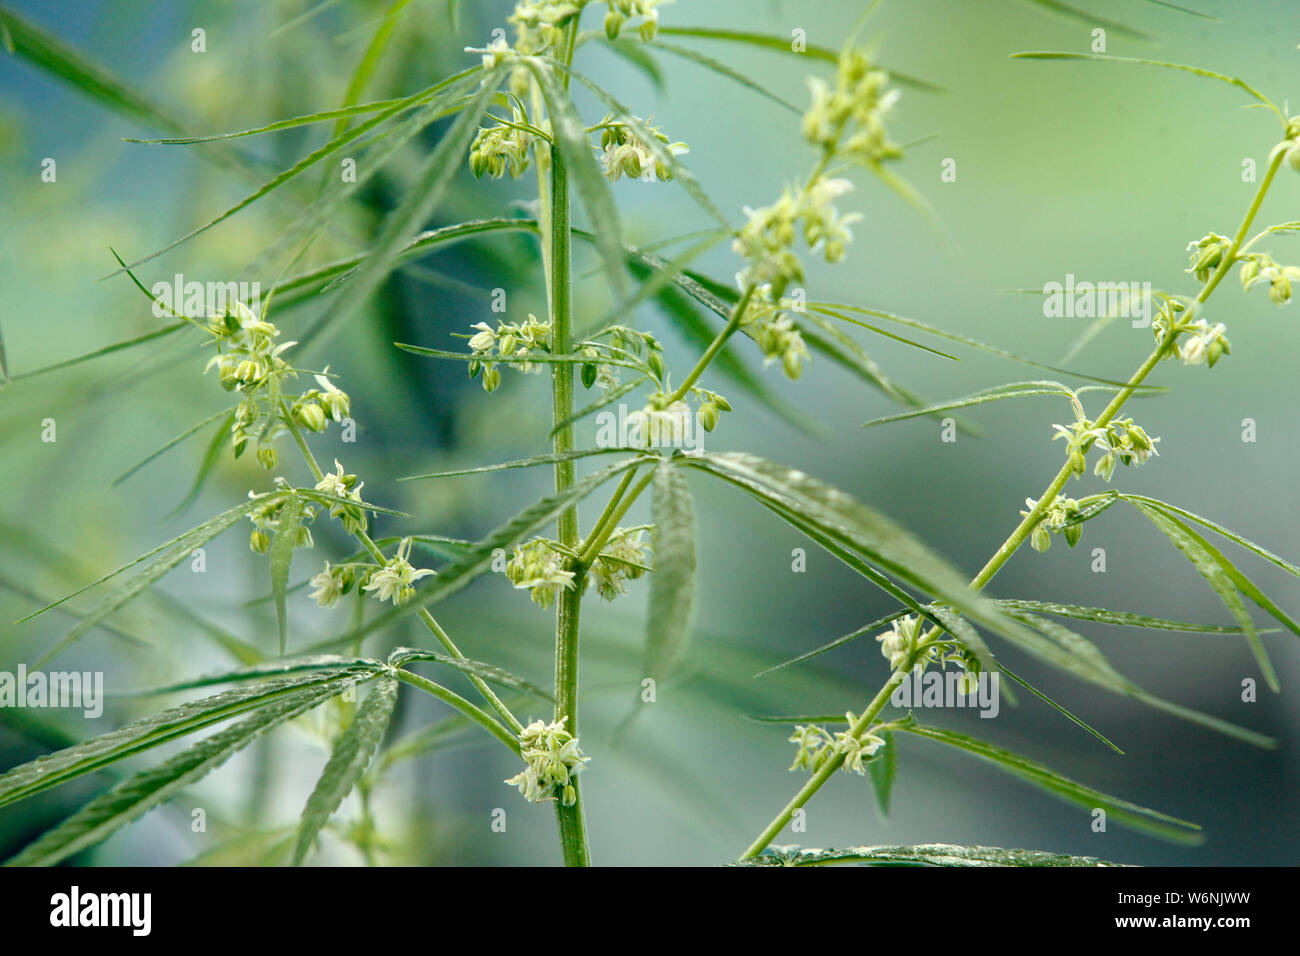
{"left": 544, "top": 14, "right": 591, "bottom": 867}
{"left": 577, "top": 467, "right": 638, "bottom": 561}
{"left": 390, "top": 668, "right": 521, "bottom": 754}
{"left": 666, "top": 284, "right": 756, "bottom": 404}
{"left": 740, "top": 138, "right": 1290, "bottom": 861}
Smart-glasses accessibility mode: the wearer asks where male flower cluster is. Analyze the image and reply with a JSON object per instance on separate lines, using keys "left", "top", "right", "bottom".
{"left": 803, "top": 50, "right": 903, "bottom": 168}
{"left": 1023, "top": 494, "right": 1085, "bottom": 552}
{"left": 470, "top": 108, "right": 536, "bottom": 180}
{"left": 603, "top": 0, "right": 669, "bottom": 41}
{"left": 788, "top": 716, "right": 886, "bottom": 776}
{"left": 740, "top": 286, "right": 812, "bottom": 379}
{"left": 733, "top": 178, "right": 860, "bottom": 296}
{"left": 362, "top": 537, "right": 436, "bottom": 606}
{"left": 507, "top": 531, "right": 652, "bottom": 607}
{"left": 246, "top": 490, "right": 315, "bottom": 555}
{"left": 505, "top": 717, "right": 590, "bottom": 805}
{"left": 465, "top": 313, "right": 553, "bottom": 392}
{"left": 596, "top": 115, "right": 688, "bottom": 183}
{"left": 314, "top": 459, "right": 369, "bottom": 535}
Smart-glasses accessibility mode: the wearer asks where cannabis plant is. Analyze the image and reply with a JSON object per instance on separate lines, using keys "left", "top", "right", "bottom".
{"left": 1, "top": 0, "right": 1297, "bottom": 867}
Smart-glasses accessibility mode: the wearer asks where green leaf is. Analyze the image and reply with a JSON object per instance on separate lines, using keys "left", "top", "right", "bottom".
{"left": 1004, "top": 608, "right": 1274, "bottom": 747}
{"left": 754, "top": 610, "right": 911, "bottom": 678}
{"left": 388, "top": 648, "right": 554, "bottom": 702}
{"left": 292, "top": 674, "right": 398, "bottom": 865}
{"left": 1012, "top": 0, "right": 1151, "bottom": 39}
{"left": 642, "top": 460, "right": 696, "bottom": 681}
{"left": 400, "top": 448, "right": 633, "bottom": 482}
{"left": 811, "top": 302, "right": 1158, "bottom": 390}
{"left": 683, "top": 452, "right": 1046, "bottom": 670}
{"left": 274, "top": 218, "right": 534, "bottom": 303}
{"left": 0, "top": 666, "right": 375, "bottom": 810}
{"left": 646, "top": 38, "right": 801, "bottom": 112}
{"left": 269, "top": 494, "right": 303, "bottom": 656}
{"left": 1142, "top": 0, "right": 1217, "bottom": 20}
{"left": 6, "top": 680, "right": 349, "bottom": 866}
{"left": 111, "top": 406, "right": 235, "bottom": 487}
{"left": 655, "top": 26, "right": 947, "bottom": 93}
{"left": 298, "top": 71, "right": 500, "bottom": 347}
{"left": 594, "top": 36, "right": 666, "bottom": 91}
{"left": 165, "top": 410, "right": 237, "bottom": 519}
{"left": 1119, "top": 494, "right": 1300, "bottom": 581}
{"left": 900, "top": 724, "right": 1202, "bottom": 843}
{"left": 994, "top": 598, "right": 1263, "bottom": 634}
{"left": 9, "top": 322, "right": 187, "bottom": 382}
{"left": 182, "top": 828, "right": 295, "bottom": 867}
{"left": 122, "top": 656, "right": 376, "bottom": 696}
{"left": 1127, "top": 500, "right": 1282, "bottom": 692}
{"left": 105, "top": 66, "right": 486, "bottom": 278}
{"left": 794, "top": 312, "right": 925, "bottom": 409}
{"left": 735, "top": 842, "right": 1131, "bottom": 867}
{"left": 861, "top": 380, "right": 1078, "bottom": 428}
{"left": 122, "top": 98, "right": 422, "bottom": 144}
{"left": 1010, "top": 52, "right": 1279, "bottom": 115}
{"left": 25, "top": 495, "right": 281, "bottom": 667}
{"left": 868, "top": 731, "right": 897, "bottom": 818}
{"left": 997, "top": 664, "right": 1123, "bottom": 753}
{"left": 0, "top": 4, "right": 186, "bottom": 131}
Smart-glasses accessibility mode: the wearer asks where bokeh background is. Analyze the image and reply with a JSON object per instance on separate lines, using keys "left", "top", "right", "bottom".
{"left": 1, "top": 0, "right": 1297, "bottom": 865}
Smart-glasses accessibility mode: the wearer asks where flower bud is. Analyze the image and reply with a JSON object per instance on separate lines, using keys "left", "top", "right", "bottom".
{"left": 250, "top": 529, "right": 271, "bottom": 554}
{"left": 605, "top": 10, "right": 623, "bottom": 39}
{"left": 1031, "top": 523, "right": 1051, "bottom": 553}
{"left": 257, "top": 445, "right": 277, "bottom": 471}
{"left": 295, "top": 400, "right": 328, "bottom": 433}
{"left": 699, "top": 402, "right": 719, "bottom": 432}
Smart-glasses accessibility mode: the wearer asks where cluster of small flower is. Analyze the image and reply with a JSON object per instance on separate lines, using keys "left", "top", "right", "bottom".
{"left": 203, "top": 302, "right": 352, "bottom": 471}
{"left": 505, "top": 717, "right": 590, "bottom": 805}
{"left": 1152, "top": 298, "right": 1231, "bottom": 368}
{"left": 733, "top": 178, "right": 861, "bottom": 297}
{"left": 308, "top": 536, "right": 436, "bottom": 609}
{"left": 596, "top": 114, "right": 688, "bottom": 183}
{"left": 313, "top": 459, "right": 369, "bottom": 536}
{"left": 803, "top": 50, "right": 903, "bottom": 168}
{"left": 1023, "top": 494, "right": 1084, "bottom": 552}
{"left": 247, "top": 487, "right": 315, "bottom": 556}
{"left": 733, "top": 47, "right": 902, "bottom": 299}
{"left": 788, "top": 716, "right": 886, "bottom": 776}
{"left": 739, "top": 286, "right": 812, "bottom": 379}
{"left": 1052, "top": 414, "right": 1158, "bottom": 482}
{"left": 469, "top": 108, "right": 536, "bottom": 180}
{"left": 466, "top": 313, "right": 553, "bottom": 392}
{"left": 602, "top": 0, "right": 668, "bottom": 41}
{"left": 506, "top": 529, "right": 651, "bottom": 608}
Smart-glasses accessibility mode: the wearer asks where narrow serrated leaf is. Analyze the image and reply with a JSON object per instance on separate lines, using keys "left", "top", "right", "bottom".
{"left": 901, "top": 724, "right": 1201, "bottom": 843}
{"left": 7, "top": 680, "right": 349, "bottom": 866}
{"left": 292, "top": 674, "right": 398, "bottom": 865}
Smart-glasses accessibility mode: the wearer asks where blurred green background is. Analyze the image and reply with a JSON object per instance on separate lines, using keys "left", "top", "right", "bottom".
{"left": 1, "top": 0, "right": 1297, "bottom": 865}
